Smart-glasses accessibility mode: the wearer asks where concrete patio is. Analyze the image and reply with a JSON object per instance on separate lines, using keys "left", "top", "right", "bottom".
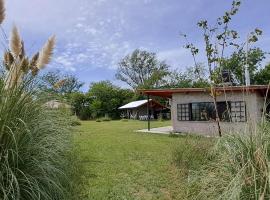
{"left": 136, "top": 126, "right": 173, "bottom": 135}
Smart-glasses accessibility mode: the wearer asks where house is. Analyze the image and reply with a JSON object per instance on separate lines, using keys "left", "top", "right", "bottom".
{"left": 140, "top": 85, "right": 269, "bottom": 136}
{"left": 118, "top": 99, "right": 167, "bottom": 120}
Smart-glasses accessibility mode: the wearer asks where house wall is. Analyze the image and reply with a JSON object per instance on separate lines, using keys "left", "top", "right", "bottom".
{"left": 171, "top": 91, "right": 265, "bottom": 136}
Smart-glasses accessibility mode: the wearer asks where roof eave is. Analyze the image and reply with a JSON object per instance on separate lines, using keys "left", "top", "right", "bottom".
{"left": 139, "top": 85, "right": 270, "bottom": 98}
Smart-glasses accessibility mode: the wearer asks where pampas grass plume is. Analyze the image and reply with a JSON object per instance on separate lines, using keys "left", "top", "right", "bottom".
{"left": 0, "top": 0, "right": 5, "bottom": 24}
{"left": 10, "top": 26, "right": 22, "bottom": 57}
{"left": 36, "top": 36, "right": 55, "bottom": 70}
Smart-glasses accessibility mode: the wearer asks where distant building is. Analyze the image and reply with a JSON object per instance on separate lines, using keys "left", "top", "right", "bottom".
{"left": 44, "top": 100, "right": 71, "bottom": 109}
{"left": 140, "top": 85, "right": 270, "bottom": 136}
{"left": 119, "top": 99, "right": 167, "bottom": 120}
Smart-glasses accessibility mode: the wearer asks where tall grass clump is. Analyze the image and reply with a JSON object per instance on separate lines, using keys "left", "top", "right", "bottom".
{"left": 0, "top": 80, "right": 72, "bottom": 199}
{"left": 189, "top": 122, "right": 270, "bottom": 199}
{"left": 172, "top": 136, "right": 214, "bottom": 174}
{"left": 0, "top": 2, "right": 73, "bottom": 198}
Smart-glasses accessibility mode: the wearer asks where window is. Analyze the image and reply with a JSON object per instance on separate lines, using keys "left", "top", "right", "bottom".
{"left": 231, "top": 101, "right": 246, "bottom": 122}
{"left": 177, "top": 104, "right": 190, "bottom": 121}
{"left": 177, "top": 101, "right": 244, "bottom": 122}
{"left": 191, "top": 102, "right": 216, "bottom": 121}
{"left": 217, "top": 102, "right": 231, "bottom": 122}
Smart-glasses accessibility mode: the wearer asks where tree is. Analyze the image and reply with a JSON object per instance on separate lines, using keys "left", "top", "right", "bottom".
{"left": 164, "top": 70, "right": 193, "bottom": 88}
{"left": 116, "top": 49, "right": 170, "bottom": 89}
{"left": 39, "top": 70, "right": 84, "bottom": 97}
{"left": 164, "top": 64, "right": 209, "bottom": 88}
{"left": 69, "top": 81, "right": 135, "bottom": 120}
{"left": 254, "top": 63, "right": 270, "bottom": 85}
{"left": 69, "top": 92, "right": 93, "bottom": 120}
{"left": 88, "top": 81, "right": 134, "bottom": 119}
{"left": 222, "top": 48, "right": 265, "bottom": 84}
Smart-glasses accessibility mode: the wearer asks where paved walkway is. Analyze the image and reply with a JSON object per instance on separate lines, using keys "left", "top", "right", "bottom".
{"left": 136, "top": 126, "right": 173, "bottom": 135}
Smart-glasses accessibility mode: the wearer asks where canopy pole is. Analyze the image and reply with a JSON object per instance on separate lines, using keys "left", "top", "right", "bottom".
{"left": 147, "top": 94, "right": 150, "bottom": 131}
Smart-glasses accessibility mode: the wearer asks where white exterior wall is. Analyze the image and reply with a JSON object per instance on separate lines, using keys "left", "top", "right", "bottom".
{"left": 171, "top": 92, "right": 264, "bottom": 136}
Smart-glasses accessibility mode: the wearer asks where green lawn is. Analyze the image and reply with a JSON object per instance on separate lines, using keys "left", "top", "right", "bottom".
{"left": 72, "top": 120, "right": 213, "bottom": 200}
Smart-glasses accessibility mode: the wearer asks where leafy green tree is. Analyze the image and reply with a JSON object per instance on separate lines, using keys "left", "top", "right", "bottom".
{"left": 116, "top": 49, "right": 170, "bottom": 89}
{"left": 254, "top": 63, "right": 270, "bottom": 85}
{"left": 69, "top": 92, "right": 93, "bottom": 120}
{"left": 164, "top": 70, "right": 193, "bottom": 88}
{"left": 164, "top": 64, "right": 209, "bottom": 88}
{"left": 222, "top": 48, "right": 265, "bottom": 84}
{"left": 39, "top": 70, "right": 84, "bottom": 97}
{"left": 69, "top": 81, "right": 135, "bottom": 120}
{"left": 186, "top": 64, "right": 210, "bottom": 88}
{"left": 88, "top": 81, "right": 134, "bottom": 119}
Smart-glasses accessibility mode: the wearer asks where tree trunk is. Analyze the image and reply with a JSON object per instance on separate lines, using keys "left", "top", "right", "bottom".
{"left": 211, "top": 86, "right": 222, "bottom": 137}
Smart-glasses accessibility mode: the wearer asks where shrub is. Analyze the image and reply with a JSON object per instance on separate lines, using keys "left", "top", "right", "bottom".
{"left": 158, "top": 114, "right": 164, "bottom": 121}
{"left": 57, "top": 108, "right": 81, "bottom": 126}
{"left": 190, "top": 123, "right": 270, "bottom": 199}
{"left": 95, "top": 117, "right": 111, "bottom": 122}
{"left": 102, "top": 117, "right": 111, "bottom": 121}
{"left": 70, "top": 115, "right": 81, "bottom": 126}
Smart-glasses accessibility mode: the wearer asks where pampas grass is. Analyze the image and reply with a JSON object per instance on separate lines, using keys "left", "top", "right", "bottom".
{"left": 0, "top": 1, "right": 71, "bottom": 199}
{"left": 189, "top": 123, "right": 270, "bottom": 200}
{"left": 20, "top": 57, "right": 29, "bottom": 72}
{"left": 3, "top": 51, "right": 13, "bottom": 70}
{"left": 36, "top": 36, "right": 55, "bottom": 70}
{"left": 30, "top": 52, "right": 39, "bottom": 68}
{"left": 4, "top": 27, "right": 55, "bottom": 89}
{"left": 10, "top": 26, "right": 22, "bottom": 57}
{"left": 0, "top": 0, "right": 5, "bottom": 24}
{"left": 0, "top": 77, "right": 72, "bottom": 200}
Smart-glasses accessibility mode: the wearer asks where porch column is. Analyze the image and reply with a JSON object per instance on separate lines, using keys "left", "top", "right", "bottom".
{"left": 147, "top": 94, "right": 150, "bottom": 131}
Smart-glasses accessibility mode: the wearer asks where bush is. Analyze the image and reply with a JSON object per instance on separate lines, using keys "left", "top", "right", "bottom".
{"left": 102, "top": 117, "right": 111, "bottom": 121}
{"left": 95, "top": 117, "right": 112, "bottom": 122}
{"left": 0, "top": 80, "right": 72, "bottom": 199}
{"left": 70, "top": 115, "right": 81, "bottom": 126}
{"left": 158, "top": 114, "right": 165, "bottom": 121}
{"left": 190, "top": 123, "right": 270, "bottom": 199}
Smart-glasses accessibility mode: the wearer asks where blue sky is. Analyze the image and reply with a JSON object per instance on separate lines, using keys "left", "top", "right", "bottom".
{"left": 3, "top": 0, "right": 270, "bottom": 91}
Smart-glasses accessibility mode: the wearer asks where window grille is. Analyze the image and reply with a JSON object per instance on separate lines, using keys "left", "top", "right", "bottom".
{"left": 177, "top": 104, "right": 190, "bottom": 121}
{"left": 177, "top": 101, "right": 244, "bottom": 122}
{"left": 231, "top": 101, "right": 246, "bottom": 122}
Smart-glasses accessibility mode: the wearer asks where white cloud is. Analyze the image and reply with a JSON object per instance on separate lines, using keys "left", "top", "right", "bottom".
{"left": 76, "top": 23, "right": 84, "bottom": 28}
{"left": 157, "top": 46, "right": 207, "bottom": 70}
{"left": 76, "top": 53, "right": 88, "bottom": 62}
{"left": 157, "top": 48, "right": 192, "bottom": 69}
{"left": 3, "top": 0, "right": 207, "bottom": 72}
{"left": 53, "top": 56, "right": 76, "bottom": 71}
{"left": 77, "top": 17, "right": 86, "bottom": 21}
{"left": 84, "top": 27, "right": 98, "bottom": 35}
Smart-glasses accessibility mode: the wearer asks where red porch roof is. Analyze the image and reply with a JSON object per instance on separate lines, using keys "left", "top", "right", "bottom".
{"left": 139, "top": 85, "right": 270, "bottom": 98}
